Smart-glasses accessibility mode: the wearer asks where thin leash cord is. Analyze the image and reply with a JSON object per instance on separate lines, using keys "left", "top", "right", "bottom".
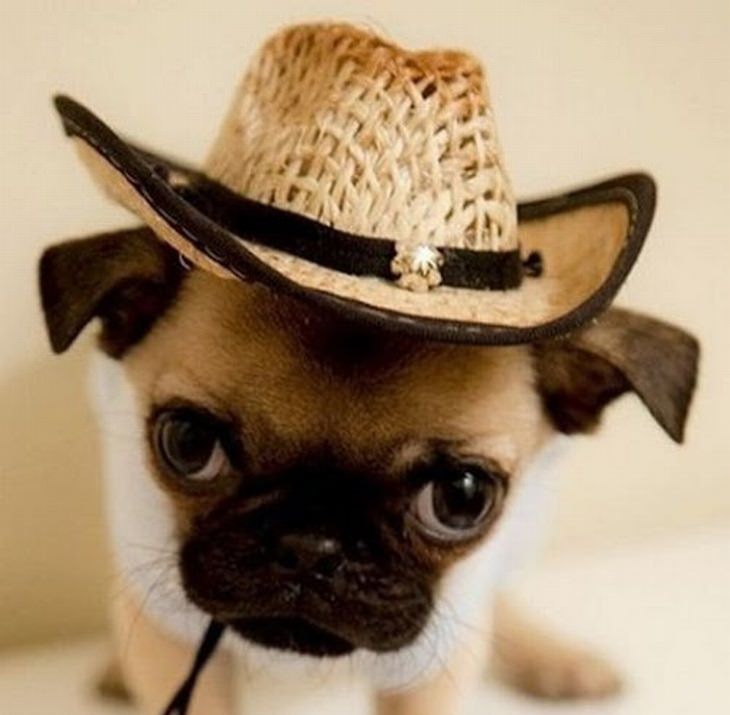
{"left": 161, "top": 620, "right": 226, "bottom": 715}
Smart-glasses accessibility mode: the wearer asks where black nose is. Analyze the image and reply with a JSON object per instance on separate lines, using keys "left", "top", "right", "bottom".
{"left": 273, "top": 533, "right": 344, "bottom": 577}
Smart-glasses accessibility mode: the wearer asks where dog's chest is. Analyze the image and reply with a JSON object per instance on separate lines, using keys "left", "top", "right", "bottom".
{"left": 233, "top": 669, "right": 370, "bottom": 715}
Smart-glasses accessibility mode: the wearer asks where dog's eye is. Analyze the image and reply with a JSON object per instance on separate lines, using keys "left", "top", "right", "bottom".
{"left": 412, "top": 465, "right": 503, "bottom": 542}
{"left": 153, "top": 410, "right": 230, "bottom": 483}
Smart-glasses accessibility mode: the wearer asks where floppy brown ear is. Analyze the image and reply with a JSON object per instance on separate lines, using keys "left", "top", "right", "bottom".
{"left": 535, "top": 308, "right": 699, "bottom": 443}
{"left": 39, "top": 227, "right": 183, "bottom": 358}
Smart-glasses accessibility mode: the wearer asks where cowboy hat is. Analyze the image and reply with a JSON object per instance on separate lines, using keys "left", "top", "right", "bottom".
{"left": 51, "top": 23, "right": 655, "bottom": 345}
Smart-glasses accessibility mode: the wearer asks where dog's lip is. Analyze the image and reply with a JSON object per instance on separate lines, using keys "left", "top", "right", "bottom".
{"left": 229, "top": 615, "right": 356, "bottom": 656}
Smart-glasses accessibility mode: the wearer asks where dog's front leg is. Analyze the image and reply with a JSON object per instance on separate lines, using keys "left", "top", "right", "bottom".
{"left": 112, "top": 590, "right": 236, "bottom": 715}
{"left": 492, "top": 596, "right": 621, "bottom": 700}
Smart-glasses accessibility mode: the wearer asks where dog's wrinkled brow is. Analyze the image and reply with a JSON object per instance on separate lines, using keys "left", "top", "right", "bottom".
{"left": 390, "top": 438, "right": 513, "bottom": 481}
{"left": 390, "top": 439, "right": 434, "bottom": 475}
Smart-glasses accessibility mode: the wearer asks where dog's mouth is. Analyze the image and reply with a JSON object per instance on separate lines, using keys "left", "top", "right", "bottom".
{"left": 229, "top": 616, "right": 356, "bottom": 656}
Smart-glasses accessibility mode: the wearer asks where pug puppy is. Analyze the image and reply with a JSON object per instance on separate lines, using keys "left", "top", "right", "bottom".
{"left": 39, "top": 225, "right": 698, "bottom": 715}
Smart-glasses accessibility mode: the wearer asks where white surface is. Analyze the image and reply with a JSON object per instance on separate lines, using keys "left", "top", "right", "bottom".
{"left": 1, "top": 527, "right": 727, "bottom": 715}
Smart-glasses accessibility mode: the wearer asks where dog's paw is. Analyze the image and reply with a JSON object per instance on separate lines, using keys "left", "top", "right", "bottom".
{"left": 499, "top": 645, "right": 622, "bottom": 700}
{"left": 95, "top": 656, "right": 132, "bottom": 703}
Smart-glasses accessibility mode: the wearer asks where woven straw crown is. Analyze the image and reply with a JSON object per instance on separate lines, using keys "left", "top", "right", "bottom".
{"left": 205, "top": 24, "right": 517, "bottom": 254}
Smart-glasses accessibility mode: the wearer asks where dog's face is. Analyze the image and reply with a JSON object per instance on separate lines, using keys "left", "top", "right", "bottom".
{"left": 124, "top": 271, "right": 544, "bottom": 656}
{"left": 40, "top": 229, "right": 698, "bottom": 660}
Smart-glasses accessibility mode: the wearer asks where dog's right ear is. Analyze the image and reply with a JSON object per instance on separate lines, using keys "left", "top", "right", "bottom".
{"left": 39, "top": 227, "right": 184, "bottom": 358}
{"left": 534, "top": 308, "right": 699, "bottom": 443}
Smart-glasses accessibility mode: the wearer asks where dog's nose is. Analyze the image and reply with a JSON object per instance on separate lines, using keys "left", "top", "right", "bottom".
{"left": 273, "top": 533, "right": 343, "bottom": 577}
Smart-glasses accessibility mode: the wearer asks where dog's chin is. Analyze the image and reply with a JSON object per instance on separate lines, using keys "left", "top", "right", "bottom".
{"left": 230, "top": 616, "right": 356, "bottom": 657}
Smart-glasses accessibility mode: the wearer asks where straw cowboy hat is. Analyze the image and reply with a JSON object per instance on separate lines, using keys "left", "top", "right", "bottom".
{"left": 52, "top": 22, "right": 655, "bottom": 345}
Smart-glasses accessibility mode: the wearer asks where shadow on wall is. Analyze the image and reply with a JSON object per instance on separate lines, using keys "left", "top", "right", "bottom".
{"left": 0, "top": 340, "right": 110, "bottom": 649}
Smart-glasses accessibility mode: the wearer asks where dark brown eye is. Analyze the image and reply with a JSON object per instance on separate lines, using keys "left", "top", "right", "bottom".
{"left": 153, "top": 410, "right": 230, "bottom": 483}
{"left": 413, "top": 465, "right": 503, "bottom": 541}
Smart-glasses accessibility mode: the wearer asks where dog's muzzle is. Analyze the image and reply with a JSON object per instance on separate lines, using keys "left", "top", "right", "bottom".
{"left": 179, "top": 483, "right": 433, "bottom": 657}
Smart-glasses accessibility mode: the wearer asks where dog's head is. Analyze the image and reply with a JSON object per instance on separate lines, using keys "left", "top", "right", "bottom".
{"left": 40, "top": 227, "right": 698, "bottom": 659}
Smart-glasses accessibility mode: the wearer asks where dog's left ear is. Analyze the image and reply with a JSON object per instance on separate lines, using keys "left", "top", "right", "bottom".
{"left": 39, "top": 227, "right": 183, "bottom": 358}
{"left": 535, "top": 308, "right": 699, "bottom": 443}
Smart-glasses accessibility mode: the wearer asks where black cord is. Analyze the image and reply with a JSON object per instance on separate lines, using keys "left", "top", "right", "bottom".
{"left": 161, "top": 620, "right": 227, "bottom": 715}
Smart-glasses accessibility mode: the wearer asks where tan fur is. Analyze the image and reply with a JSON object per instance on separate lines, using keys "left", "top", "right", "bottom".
{"left": 126, "top": 271, "right": 541, "bottom": 436}
{"left": 124, "top": 271, "right": 545, "bottom": 499}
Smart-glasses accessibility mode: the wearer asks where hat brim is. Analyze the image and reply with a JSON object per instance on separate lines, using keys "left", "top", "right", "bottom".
{"left": 53, "top": 95, "right": 655, "bottom": 346}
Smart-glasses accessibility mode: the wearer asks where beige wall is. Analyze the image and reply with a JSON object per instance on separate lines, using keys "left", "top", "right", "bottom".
{"left": 1, "top": 0, "right": 728, "bottom": 649}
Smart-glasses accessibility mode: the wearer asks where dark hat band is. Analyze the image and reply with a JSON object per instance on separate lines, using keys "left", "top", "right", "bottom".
{"left": 153, "top": 160, "right": 530, "bottom": 291}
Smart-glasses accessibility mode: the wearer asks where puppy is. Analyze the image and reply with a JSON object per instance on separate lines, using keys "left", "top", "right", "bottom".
{"left": 39, "top": 227, "right": 698, "bottom": 715}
